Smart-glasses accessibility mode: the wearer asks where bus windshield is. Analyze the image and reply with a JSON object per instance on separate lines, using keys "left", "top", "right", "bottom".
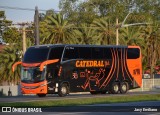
{"left": 23, "top": 47, "right": 49, "bottom": 63}
{"left": 21, "top": 67, "right": 46, "bottom": 83}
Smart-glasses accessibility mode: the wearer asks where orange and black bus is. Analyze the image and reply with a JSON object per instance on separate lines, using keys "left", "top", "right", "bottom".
{"left": 12, "top": 44, "right": 142, "bottom": 97}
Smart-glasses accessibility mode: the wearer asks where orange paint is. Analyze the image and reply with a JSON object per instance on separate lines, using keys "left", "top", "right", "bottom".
{"left": 101, "top": 48, "right": 115, "bottom": 88}
{"left": 124, "top": 48, "right": 133, "bottom": 82}
{"left": 58, "top": 66, "right": 62, "bottom": 76}
{"left": 21, "top": 80, "right": 47, "bottom": 94}
{"left": 104, "top": 49, "right": 117, "bottom": 88}
{"left": 22, "top": 63, "right": 41, "bottom": 67}
{"left": 12, "top": 61, "right": 22, "bottom": 72}
{"left": 40, "top": 59, "right": 59, "bottom": 71}
{"left": 127, "top": 46, "right": 142, "bottom": 87}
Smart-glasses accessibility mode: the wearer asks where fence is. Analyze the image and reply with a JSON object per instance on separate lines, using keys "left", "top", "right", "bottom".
{"left": 142, "top": 78, "right": 160, "bottom": 91}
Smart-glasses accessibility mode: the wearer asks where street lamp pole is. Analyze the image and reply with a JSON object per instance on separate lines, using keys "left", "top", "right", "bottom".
{"left": 116, "top": 18, "right": 119, "bottom": 45}
{"left": 116, "top": 12, "right": 151, "bottom": 45}
{"left": 22, "top": 26, "right": 26, "bottom": 54}
{"left": 34, "top": 6, "right": 39, "bottom": 45}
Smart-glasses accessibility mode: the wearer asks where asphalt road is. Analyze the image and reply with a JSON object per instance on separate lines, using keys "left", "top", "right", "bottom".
{"left": 0, "top": 91, "right": 160, "bottom": 115}
{"left": 1, "top": 101, "right": 160, "bottom": 115}
{"left": 0, "top": 91, "right": 159, "bottom": 103}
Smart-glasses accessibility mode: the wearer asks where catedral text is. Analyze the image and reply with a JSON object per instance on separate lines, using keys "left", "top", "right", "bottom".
{"left": 76, "top": 60, "right": 107, "bottom": 67}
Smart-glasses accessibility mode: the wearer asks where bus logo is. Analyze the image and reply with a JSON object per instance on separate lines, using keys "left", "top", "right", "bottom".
{"left": 75, "top": 60, "right": 110, "bottom": 67}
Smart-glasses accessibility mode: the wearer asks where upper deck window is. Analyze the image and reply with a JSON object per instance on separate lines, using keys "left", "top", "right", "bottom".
{"left": 92, "top": 47, "right": 104, "bottom": 59}
{"left": 23, "top": 47, "right": 49, "bottom": 63}
{"left": 49, "top": 47, "right": 64, "bottom": 60}
{"left": 63, "top": 47, "right": 79, "bottom": 61}
{"left": 127, "top": 48, "right": 140, "bottom": 59}
{"left": 79, "top": 47, "right": 92, "bottom": 59}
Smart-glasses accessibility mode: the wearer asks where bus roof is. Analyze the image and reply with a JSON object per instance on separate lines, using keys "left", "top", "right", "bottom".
{"left": 29, "top": 44, "right": 140, "bottom": 49}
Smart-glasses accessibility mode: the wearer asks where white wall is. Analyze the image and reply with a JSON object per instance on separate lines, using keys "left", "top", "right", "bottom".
{"left": 0, "top": 85, "right": 21, "bottom": 96}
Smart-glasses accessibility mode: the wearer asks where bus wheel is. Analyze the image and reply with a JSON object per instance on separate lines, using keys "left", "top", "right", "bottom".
{"left": 111, "top": 82, "right": 119, "bottom": 94}
{"left": 37, "top": 94, "right": 46, "bottom": 97}
{"left": 120, "top": 82, "right": 128, "bottom": 94}
{"left": 58, "top": 84, "right": 69, "bottom": 97}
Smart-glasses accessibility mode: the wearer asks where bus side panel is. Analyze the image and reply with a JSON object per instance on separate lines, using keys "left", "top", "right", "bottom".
{"left": 126, "top": 59, "right": 142, "bottom": 88}
{"left": 126, "top": 46, "right": 142, "bottom": 88}
{"left": 60, "top": 46, "right": 142, "bottom": 93}
{"left": 100, "top": 48, "right": 134, "bottom": 90}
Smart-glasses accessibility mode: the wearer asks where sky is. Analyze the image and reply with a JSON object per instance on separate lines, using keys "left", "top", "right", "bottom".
{"left": 0, "top": 0, "right": 60, "bottom": 23}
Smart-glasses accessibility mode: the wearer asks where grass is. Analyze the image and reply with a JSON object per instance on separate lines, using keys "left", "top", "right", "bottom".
{"left": 0, "top": 94, "right": 160, "bottom": 107}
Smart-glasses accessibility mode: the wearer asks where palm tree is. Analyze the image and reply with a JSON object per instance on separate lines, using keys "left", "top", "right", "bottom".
{"left": 119, "top": 26, "right": 142, "bottom": 45}
{"left": 70, "top": 23, "right": 100, "bottom": 45}
{"left": 140, "top": 23, "right": 160, "bottom": 77}
{"left": 0, "top": 45, "right": 22, "bottom": 85}
{"left": 40, "top": 13, "right": 74, "bottom": 44}
{"left": 91, "top": 17, "right": 115, "bottom": 45}
{"left": 3, "top": 27, "right": 21, "bottom": 44}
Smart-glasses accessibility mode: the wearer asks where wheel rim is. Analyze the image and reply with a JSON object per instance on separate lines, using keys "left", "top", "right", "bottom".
{"left": 114, "top": 85, "right": 119, "bottom": 92}
{"left": 61, "top": 86, "right": 67, "bottom": 94}
{"left": 122, "top": 84, "right": 127, "bottom": 91}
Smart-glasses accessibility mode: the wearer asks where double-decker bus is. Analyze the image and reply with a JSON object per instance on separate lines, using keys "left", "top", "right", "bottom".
{"left": 12, "top": 44, "right": 142, "bottom": 97}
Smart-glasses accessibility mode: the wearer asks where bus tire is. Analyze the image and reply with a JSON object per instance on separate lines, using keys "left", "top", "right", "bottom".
{"left": 37, "top": 94, "right": 46, "bottom": 97}
{"left": 111, "top": 82, "right": 119, "bottom": 94}
{"left": 120, "top": 82, "right": 128, "bottom": 94}
{"left": 58, "top": 84, "right": 69, "bottom": 97}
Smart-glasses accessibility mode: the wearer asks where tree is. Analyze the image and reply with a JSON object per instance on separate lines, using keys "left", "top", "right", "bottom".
{"left": 0, "top": 45, "right": 22, "bottom": 85}
{"left": 0, "top": 10, "right": 12, "bottom": 43}
{"left": 70, "top": 23, "right": 100, "bottom": 44}
{"left": 91, "top": 17, "right": 115, "bottom": 45}
{"left": 40, "top": 13, "right": 73, "bottom": 44}
{"left": 2, "top": 27, "right": 21, "bottom": 44}
{"left": 59, "top": 0, "right": 80, "bottom": 23}
{"left": 140, "top": 23, "right": 160, "bottom": 76}
{"left": 119, "top": 26, "right": 142, "bottom": 45}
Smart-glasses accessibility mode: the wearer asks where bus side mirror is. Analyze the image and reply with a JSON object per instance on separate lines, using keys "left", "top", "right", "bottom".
{"left": 40, "top": 59, "right": 59, "bottom": 71}
{"left": 12, "top": 61, "right": 22, "bottom": 72}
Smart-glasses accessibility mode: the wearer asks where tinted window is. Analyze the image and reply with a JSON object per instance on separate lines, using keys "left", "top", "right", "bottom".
{"left": 49, "top": 47, "right": 64, "bottom": 60}
{"left": 23, "top": 47, "right": 49, "bottom": 63}
{"left": 63, "top": 47, "right": 79, "bottom": 61}
{"left": 79, "top": 47, "right": 92, "bottom": 59}
{"left": 92, "top": 47, "right": 103, "bottom": 59}
{"left": 103, "top": 48, "right": 112, "bottom": 59}
{"left": 127, "top": 48, "right": 140, "bottom": 59}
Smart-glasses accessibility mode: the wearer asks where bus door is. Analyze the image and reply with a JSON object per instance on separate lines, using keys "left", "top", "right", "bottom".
{"left": 46, "top": 66, "right": 59, "bottom": 93}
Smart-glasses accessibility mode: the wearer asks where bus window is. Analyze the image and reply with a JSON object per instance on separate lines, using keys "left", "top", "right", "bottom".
{"left": 92, "top": 47, "right": 104, "bottom": 59}
{"left": 23, "top": 47, "right": 49, "bottom": 63}
{"left": 63, "top": 47, "right": 79, "bottom": 61}
{"left": 127, "top": 48, "right": 140, "bottom": 59}
{"left": 79, "top": 47, "right": 92, "bottom": 59}
{"left": 49, "top": 47, "right": 64, "bottom": 60}
{"left": 103, "top": 48, "right": 112, "bottom": 59}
